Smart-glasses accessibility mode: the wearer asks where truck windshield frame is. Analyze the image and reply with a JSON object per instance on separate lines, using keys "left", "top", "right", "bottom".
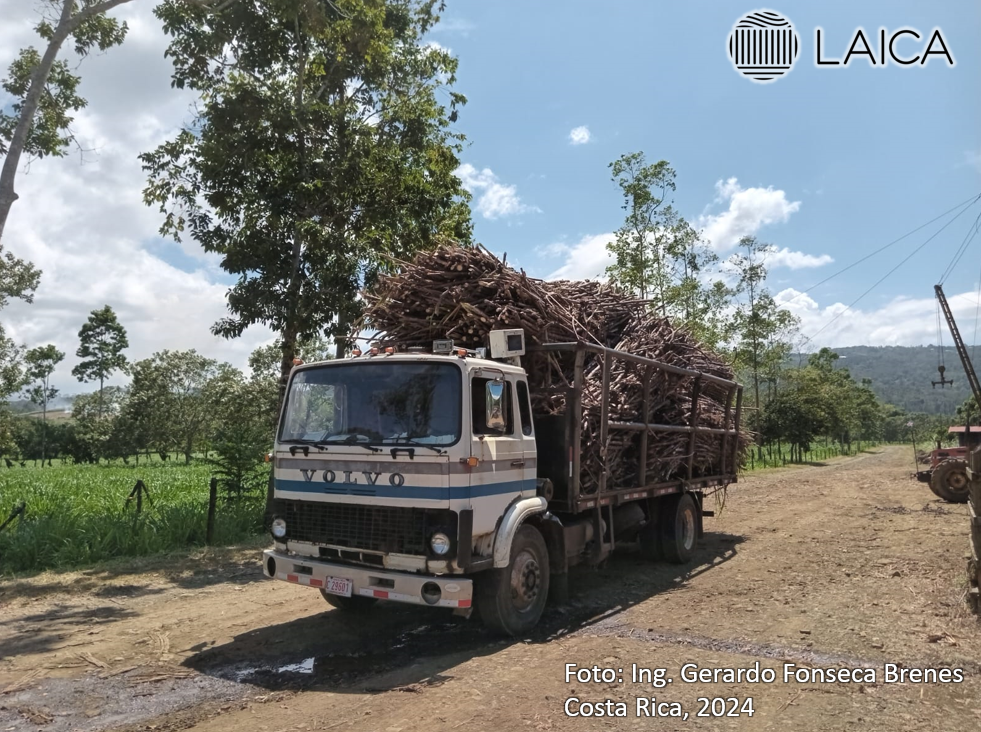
{"left": 278, "top": 360, "right": 464, "bottom": 448}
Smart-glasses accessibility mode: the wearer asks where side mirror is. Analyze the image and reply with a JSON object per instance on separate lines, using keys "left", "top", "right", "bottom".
{"left": 485, "top": 380, "right": 507, "bottom": 432}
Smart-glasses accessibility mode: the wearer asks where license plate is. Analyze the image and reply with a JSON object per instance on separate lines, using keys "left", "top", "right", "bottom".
{"left": 324, "top": 576, "right": 353, "bottom": 597}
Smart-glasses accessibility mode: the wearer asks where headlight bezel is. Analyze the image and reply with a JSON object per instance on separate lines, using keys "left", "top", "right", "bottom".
{"left": 429, "top": 531, "right": 451, "bottom": 556}
{"left": 271, "top": 517, "right": 287, "bottom": 539}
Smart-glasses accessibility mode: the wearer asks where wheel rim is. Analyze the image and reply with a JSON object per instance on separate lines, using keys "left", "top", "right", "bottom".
{"left": 509, "top": 549, "right": 542, "bottom": 613}
{"left": 681, "top": 507, "right": 695, "bottom": 551}
{"left": 946, "top": 470, "right": 968, "bottom": 491}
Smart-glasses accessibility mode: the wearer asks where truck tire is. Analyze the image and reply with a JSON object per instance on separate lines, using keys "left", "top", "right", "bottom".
{"left": 319, "top": 589, "right": 378, "bottom": 611}
{"left": 930, "top": 459, "right": 970, "bottom": 504}
{"left": 659, "top": 493, "right": 698, "bottom": 564}
{"left": 476, "top": 524, "right": 550, "bottom": 636}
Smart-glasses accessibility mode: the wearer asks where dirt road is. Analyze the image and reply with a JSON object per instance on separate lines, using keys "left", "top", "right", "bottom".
{"left": 2, "top": 446, "right": 979, "bottom": 731}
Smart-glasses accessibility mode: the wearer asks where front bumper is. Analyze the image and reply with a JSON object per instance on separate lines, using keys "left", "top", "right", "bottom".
{"left": 262, "top": 549, "right": 473, "bottom": 609}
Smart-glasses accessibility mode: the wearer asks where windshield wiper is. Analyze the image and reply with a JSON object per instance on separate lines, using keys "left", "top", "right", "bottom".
{"left": 380, "top": 438, "right": 446, "bottom": 454}
{"left": 316, "top": 434, "right": 382, "bottom": 453}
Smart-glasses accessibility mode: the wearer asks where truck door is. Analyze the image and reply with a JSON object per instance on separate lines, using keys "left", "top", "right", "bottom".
{"left": 469, "top": 372, "right": 535, "bottom": 537}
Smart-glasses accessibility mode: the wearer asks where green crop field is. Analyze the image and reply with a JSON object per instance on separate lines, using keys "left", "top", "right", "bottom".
{"left": 0, "top": 462, "right": 265, "bottom": 575}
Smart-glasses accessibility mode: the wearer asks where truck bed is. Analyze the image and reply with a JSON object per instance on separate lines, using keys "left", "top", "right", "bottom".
{"left": 528, "top": 341, "right": 743, "bottom": 515}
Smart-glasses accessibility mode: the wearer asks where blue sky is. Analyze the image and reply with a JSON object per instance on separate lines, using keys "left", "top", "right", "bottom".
{"left": 0, "top": 0, "right": 979, "bottom": 392}
{"left": 432, "top": 0, "right": 981, "bottom": 345}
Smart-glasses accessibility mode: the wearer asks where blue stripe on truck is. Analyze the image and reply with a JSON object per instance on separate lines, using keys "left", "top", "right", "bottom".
{"left": 274, "top": 478, "right": 536, "bottom": 500}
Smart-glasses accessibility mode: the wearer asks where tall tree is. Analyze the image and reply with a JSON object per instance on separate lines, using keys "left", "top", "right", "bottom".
{"left": 604, "top": 152, "right": 723, "bottom": 343}
{"left": 72, "top": 304, "right": 129, "bottom": 417}
{"left": 23, "top": 343, "right": 65, "bottom": 461}
{"left": 141, "top": 0, "right": 473, "bottom": 408}
{"left": 729, "top": 236, "right": 798, "bottom": 416}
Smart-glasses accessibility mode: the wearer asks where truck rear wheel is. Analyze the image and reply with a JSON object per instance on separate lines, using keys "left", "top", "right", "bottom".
{"left": 476, "top": 524, "right": 549, "bottom": 636}
{"left": 319, "top": 589, "right": 378, "bottom": 611}
{"left": 659, "top": 493, "right": 698, "bottom": 564}
{"left": 930, "top": 459, "right": 970, "bottom": 503}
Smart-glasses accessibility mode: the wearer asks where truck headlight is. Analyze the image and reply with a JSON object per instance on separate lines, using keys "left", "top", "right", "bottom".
{"left": 271, "top": 518, "right": 287, "bottom": 539}
{"left": 430, "top": 532, "right": 451, "bottom": 556}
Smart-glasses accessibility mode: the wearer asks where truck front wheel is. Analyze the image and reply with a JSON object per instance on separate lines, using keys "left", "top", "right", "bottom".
{"left": 319, "top": 589, "right": 378, "bottom": 611}
{"left": 660, "top": 493, "right": 698, "bottom": 564}
{"left": 477, "top": 524, "right": 550, "bottom": 636}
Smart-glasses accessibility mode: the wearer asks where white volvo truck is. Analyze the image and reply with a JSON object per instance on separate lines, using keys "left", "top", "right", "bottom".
{"left": 262, "top": 331, "right": 742, "bottom": 635}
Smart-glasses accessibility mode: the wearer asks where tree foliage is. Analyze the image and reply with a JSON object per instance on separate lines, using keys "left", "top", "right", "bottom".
{"left": 141, "top": 0, "right": 473, "bottom": 403}
{"left": 604, "top": 152, "right": 725, "bottom": 346}
{"left": 124, "top": 350, "right": 225, "bottom": 463}
{"left": 729, "top": 236, "right": 799, "bottom": 413}
{"left": 72, "top": 304, "right": 129, "bottom": 416}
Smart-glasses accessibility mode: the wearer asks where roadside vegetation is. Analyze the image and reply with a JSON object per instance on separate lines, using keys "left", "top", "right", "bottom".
{"left": 0, "top": 461, "right": 259, "bottom": 574}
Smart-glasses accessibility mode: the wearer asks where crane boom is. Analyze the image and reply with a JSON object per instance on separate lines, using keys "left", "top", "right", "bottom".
{"left": 935, "top": 284, "right": 981, "bottom": 408}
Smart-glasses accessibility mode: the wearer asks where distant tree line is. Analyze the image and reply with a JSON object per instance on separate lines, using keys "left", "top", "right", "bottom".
{"left": 0, "top": 305, "right": 338, "bottom": 496}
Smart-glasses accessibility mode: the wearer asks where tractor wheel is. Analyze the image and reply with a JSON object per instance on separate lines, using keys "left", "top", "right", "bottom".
{"left": 930, "top": 459, "right": 970, "bottom": 504}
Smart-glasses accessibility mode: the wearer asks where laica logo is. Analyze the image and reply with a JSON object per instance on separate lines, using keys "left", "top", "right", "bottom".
{"left": 727, "top": 10, "right": 800, "bottom": 84}
{"left": 728, "top": 9, "right": 957, "bottom": 83}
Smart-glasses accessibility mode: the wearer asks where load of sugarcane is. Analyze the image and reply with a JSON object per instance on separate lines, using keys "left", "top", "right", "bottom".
{"left": 359, "top": 244, "right": 748, "bottom": 493}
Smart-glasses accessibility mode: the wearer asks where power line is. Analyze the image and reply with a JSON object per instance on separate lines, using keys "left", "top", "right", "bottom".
{"left": 798, "top": 202, "right": 981, "bottom": 348}
{"left": 780, "top": 192, "right": 981, "bottom": 308}
{"left": 939, "top": 207, "right": 981, "bottom": 284}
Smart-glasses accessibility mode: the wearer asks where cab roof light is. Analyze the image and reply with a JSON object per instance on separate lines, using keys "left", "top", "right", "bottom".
{"left": 456, "top": 348, "right": 468, "bottom": 358}
{"left": 351, "top": 347, "right": 363, "bottom": 357}
{"left": 385, "top": 347, "right": 396, "bottom": 355}
{"left": 292, "top": 357, "right": 303, "bottom": 366}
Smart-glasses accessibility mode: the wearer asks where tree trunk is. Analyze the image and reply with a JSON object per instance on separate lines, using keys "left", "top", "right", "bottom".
{"left": 0, "top": 0, "right": 134, "bottom": 243}
{"left": 265, "top": 13, "right": 310, "bottom": 529}
{"left": 98, "top": 373, "right": 104, "bottom": 419}
{"left": 41, "top": 391, "right": 47, "bottom": 463}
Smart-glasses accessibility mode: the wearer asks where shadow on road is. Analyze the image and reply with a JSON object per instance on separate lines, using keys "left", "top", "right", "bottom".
{"left": 0, "top": 547, "right": 266, "bottom": 603}
{"left": 0, "top": 603, "right": 138, "bottom": 659}
{"left": 183, "top": 530, "right": 745, "bottom": 693}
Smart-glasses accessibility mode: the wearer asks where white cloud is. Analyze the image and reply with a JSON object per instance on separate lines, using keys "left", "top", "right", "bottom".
{"left": 0, "top": 2, "right": 273, "bottom": 393}
{"left": 763, "top": 246, "right": 834, "bottom": 270}
{"left": 543, "top": 233, "right": 614, "bottom": 280}
{"left": 775, "top": 287, "right": 981, "bottom": 350}
{"left": 455, "top": 163, "right": 539, "bottom": 219}
{"left": 568, "top": 126, "right": 591, "bottom": 145}
{"left": 698, "top": 177, "right": 802, "bottom": 251}
{"left": 543, "top": 178, "right": 828, "bottom": 281}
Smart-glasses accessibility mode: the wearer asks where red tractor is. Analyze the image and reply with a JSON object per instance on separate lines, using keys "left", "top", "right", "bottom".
{"left": 916, "top": 426, "right": 978, "bottom": 503}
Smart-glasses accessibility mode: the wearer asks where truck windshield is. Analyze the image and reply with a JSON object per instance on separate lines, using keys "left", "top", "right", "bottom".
{"left": 279, "top": 362, "right": 462, "bottom": 447}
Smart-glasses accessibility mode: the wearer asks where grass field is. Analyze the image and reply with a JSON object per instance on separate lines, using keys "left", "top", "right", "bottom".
{"left": 0, "top": 461, "right": 265, "bottom": 575}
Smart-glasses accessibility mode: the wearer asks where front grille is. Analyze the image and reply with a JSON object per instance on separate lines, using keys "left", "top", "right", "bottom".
{"left": 273, "top": 499, "right": 456, "bottom": 556}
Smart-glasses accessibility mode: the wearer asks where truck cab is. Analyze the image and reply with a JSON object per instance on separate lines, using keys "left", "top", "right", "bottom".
{"left": 263, "top": 344, "right": 549, "bottom": 629}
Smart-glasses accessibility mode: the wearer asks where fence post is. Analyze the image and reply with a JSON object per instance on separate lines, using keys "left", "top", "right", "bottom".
{"left": 206, "top": 477, "right": 218, "bottom": 546}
